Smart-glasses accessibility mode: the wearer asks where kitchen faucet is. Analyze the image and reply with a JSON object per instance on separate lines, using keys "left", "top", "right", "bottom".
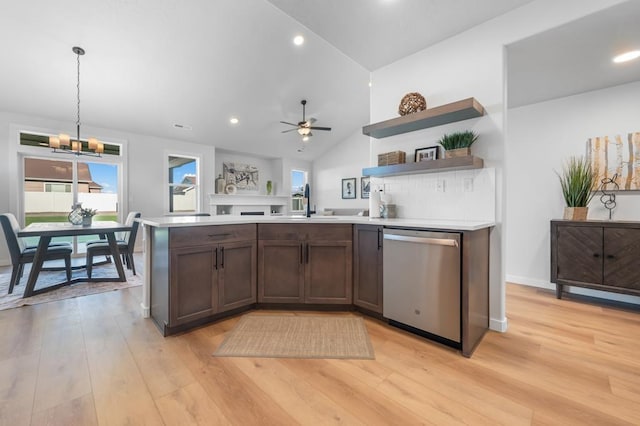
{"left": 304, "top": 183, "right": 311, "bottom": 218}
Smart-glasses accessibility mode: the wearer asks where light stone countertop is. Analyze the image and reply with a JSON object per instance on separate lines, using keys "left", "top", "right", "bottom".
{"left": 138, "top": 215, "right": 494, "bottom": 231}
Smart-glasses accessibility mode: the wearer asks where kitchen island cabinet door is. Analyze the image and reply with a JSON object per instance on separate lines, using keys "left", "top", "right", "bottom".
{"left": 353, "top": 225, "right": 383, "bottom": 313}
{"left": 169, "top": 246, "right": 216, "bottom": 326}
{"left": 258, "top": 240, "right": 305, "bottom": 303}
{"left": 304, "top": 241, "right": 353, "bottom": 304}
{"left": 217, "top": 240, "right": 257, "bottom": 313}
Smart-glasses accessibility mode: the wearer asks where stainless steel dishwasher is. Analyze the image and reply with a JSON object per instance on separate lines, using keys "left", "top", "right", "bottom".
{"left": 383, "top": 228, "right": 461, "bottom": 344}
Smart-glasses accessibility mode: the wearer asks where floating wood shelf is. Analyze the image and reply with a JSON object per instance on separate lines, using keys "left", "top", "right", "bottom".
{"left": 362, "top": 97, "right": 485, "bottom": 139}
{"left": 363, "top": 156, "right": 483, "bottom": 177}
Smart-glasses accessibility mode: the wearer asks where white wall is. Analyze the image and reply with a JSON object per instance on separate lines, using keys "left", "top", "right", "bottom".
{"left": 507, "top": 81, "right": 640, "bottom": 304}
{"left": 312, "top": 130, "right": 370, "bottom": 211}
{"left": 312, "top": 0, "right": 624, "bottom": 331}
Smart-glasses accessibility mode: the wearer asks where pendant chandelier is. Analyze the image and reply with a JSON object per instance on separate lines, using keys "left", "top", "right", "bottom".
{"left": 49, "top": 46, "right": 103, "bottom": 156}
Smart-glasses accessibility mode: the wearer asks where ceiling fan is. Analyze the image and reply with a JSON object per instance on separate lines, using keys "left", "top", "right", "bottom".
{"left": 280, "top": 99, "right": 332, "bottom": 142}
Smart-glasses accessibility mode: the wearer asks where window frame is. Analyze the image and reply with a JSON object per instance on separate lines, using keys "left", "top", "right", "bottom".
{"left": 165, "top": 152, "right": 202, "bottom": 214}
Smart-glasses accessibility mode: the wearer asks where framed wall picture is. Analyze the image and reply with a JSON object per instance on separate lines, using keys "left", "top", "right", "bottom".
{"left": 342, "top": 177, "right": 356, "bottom": 199}
{"left": 415, "top": 146, "right": 439, "bottom": 162}
{"left": 361, "top": 176, "right": 370, "bottom": 199}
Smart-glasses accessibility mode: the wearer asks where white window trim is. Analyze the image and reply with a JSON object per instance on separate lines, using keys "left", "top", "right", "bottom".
{"left": 164, "top": 150, "right": 202, "bottom": 215}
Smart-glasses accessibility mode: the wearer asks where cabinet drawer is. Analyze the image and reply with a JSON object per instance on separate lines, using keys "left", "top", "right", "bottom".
{"left": 170, "top": 224, "right": 256, "bottom": 248}
{"left": 258, "top": 223, "right": 352, "bottom": 241}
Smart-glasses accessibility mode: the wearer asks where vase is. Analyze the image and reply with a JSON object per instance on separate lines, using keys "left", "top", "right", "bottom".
{"left": 68, "top": 204, "right": 83, "bottom": 225}
{"left": 563, "top": 207, "right": 588, "bottom": 221}
{"left": 82, "top": 216, "right": 92, "bottom": 227}
{"left": 266, "top": 180, "right": 273, "bottom": 195}
{"left": 444, "top": 147, "right": 471, "bottom": 158}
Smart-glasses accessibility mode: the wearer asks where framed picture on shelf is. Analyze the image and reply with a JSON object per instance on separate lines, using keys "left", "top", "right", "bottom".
{"left": 415, "top": 146, "right": 439, "bottom": 162}
{"left": 342, "top": 178, "right": 357, "bottom": 199}
{"left": 361, "top": 177, "right": 370, "bottom": 199}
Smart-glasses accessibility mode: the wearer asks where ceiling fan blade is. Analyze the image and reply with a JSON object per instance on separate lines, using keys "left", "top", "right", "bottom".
{"left": 308, "top": 117, "right": 317, "bottom": 124}
{"left": 281, "top": 128, "right": 299, "bottom": 133}
{"left": 309, "top": 126, "right": 331, "bottom": 131}
{"left": 280, "top": 121, "right": 298, "bottom": 126}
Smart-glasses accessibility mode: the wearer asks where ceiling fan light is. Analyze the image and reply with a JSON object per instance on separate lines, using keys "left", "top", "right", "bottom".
{"left": 298, "top": 127, "right": 311, "bottom": 136}
{"left": 302, "top": 135, "right": 310, "bottom": 142}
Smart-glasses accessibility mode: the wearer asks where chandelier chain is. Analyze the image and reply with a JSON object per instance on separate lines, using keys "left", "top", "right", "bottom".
{"left": 76, "top": 49, "right": 81, "bottom": 130}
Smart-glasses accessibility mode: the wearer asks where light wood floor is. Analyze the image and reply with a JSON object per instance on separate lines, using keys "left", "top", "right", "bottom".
{"left": 1, "top": 273, "right": 639, "bottom": 425}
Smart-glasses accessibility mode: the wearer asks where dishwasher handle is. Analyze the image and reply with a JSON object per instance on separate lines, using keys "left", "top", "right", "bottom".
{"left": 384, "top": 233, "right": 459, "bottom": 247}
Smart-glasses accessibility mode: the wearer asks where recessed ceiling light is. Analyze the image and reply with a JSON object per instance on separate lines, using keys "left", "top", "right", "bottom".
{"left": 293, "top": 35, "right": 304, "bottom": 46}
{"left": 368, "top": 81, "right": 372, "bottom": 87}
{"left": 613, "top": 50, "right": 640, "bottom": 63}
{"left": 229, "top": 117, "right": 239, "bottom": 124}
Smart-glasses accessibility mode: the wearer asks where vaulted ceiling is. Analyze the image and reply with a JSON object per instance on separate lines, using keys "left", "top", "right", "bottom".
{"left": 4, "top": 1, "right": 635, "bottom": 161}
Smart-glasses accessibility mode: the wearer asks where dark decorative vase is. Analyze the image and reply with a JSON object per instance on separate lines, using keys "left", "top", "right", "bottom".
{"left": 68, "top": 204, "right": 83, "bottom": 225}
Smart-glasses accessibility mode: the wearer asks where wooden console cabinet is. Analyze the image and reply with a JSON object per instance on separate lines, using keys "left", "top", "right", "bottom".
{"left": 258, "top": 223, "right": 353, "bottom": 304}
{"left": 150, "top": 224, "right": 256, "bottom": 334}
{"left": 550, "top": 220, "right": 640, "bottom": 299}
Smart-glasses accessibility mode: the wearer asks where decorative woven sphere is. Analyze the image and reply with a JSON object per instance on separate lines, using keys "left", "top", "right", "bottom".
{"left": 398, "top": 92, "right": 427, "bottom": 116}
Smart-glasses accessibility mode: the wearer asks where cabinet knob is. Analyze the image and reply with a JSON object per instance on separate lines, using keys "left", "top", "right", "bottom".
{"left": 593, "top": 253, "right": 600, "bottom": 258}
{"left": 606, "top": 254, "right": 614, "bottom": 259}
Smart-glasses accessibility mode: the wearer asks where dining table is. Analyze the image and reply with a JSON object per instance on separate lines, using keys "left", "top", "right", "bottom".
{"left": 17, "top": 221, "right": 132, "bottom": 297}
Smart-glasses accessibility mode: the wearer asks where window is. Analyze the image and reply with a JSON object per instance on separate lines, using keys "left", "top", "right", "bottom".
{"left": 23, "top": 157, "right": 120, "bottom": 253}
{"left": 45, "top": 183, "right": 72, "bottom": 193}
{"left": 168, "top": 155, "right": 199, "bottom": 213}
{"left": 291, "top": 169, "right": 307, "bottom": 212}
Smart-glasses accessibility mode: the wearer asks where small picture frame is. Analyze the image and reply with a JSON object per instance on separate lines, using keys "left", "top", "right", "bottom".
{"left": 361, "top": 177, "right": 371, "bottom": 199}
{"left": 342, "top": 178, "right": 357, "bottom": 199}
{"left": 415, "top": 146, "right": 439, "bottom": 162}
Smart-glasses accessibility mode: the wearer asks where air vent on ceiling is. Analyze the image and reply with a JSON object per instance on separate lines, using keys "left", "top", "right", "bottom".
{"left": 173, "top": 123, "right": 193, "bottom": 130}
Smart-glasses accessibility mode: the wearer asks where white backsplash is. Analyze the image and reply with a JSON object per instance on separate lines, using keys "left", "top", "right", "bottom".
{"left": 371, "top": 168, "right": 495, "bottom": 222}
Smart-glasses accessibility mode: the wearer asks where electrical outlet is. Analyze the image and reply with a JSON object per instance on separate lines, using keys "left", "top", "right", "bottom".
{"left": 437, "top": 179, "right": 446, "bottom": 192}
{"left": 463, "top": 178, "right": 474, "bottom": 192}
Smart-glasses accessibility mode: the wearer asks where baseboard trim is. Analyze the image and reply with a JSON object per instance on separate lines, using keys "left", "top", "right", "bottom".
{"left": 506, "top": 274, "right": 640, "bottom": 305}
{"left": 141, "top": 302, "right": 150, "bottom": 318}
{"left": 490, "top": 317, "right": 508, "bottom": 332}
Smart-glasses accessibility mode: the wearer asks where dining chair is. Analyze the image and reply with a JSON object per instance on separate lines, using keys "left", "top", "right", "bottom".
{"left": 85, "top": 212, "right": 141, "bottom": 278}
{"left": 0, "top": 213, "right": 72, "bottom": 294}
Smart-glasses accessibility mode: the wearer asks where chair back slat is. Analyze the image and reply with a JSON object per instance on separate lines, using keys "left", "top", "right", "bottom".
{"left": 116, "top": 211, "right": 141, "bottom": 241}
{"left": 126, "top": 213, "right": 141, "bottom": 253}
{"left": 0, "top": 213, "right": 26, "bottom": 263}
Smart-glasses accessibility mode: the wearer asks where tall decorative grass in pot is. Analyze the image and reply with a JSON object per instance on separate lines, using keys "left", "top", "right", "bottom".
{"left": 439, "top": 130, "right": 478, "bottom": 158}
{"left": 557, "top": 156, "right": 596, "bottom": 220}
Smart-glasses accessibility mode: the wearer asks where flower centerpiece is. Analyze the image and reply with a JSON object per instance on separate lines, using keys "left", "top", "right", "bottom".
{"left": 80, "top": 207, "right": 97, "bottom": 226}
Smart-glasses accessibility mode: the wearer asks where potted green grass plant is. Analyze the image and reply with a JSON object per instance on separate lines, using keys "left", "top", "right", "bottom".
{"left": 438, "top": 130, "right": 478, "bottom": 158}
{"left": 81, "top": 207, "right": 97, "bottom": 226}
{"left": 557, "top": 156, "right": 596, "bottom": 220}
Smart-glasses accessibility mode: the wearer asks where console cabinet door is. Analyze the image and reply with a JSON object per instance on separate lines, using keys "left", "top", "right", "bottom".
{"left": 305, "top": 240, "right": 353, "bottom": 304}
{"left": 258, "top": 240, "right": 305, "bottom": 303}
{"left": 604, "top": 227, "right": 640, "bottom": 291}
{"left": 217, "top": 240, "right": 257, "bottom": 313}
{"left": 556, "top": 225, "right": 602, "bottom": 285}
{"left": 353, "top": 225, "right": 383, "bottom": 313}
{"left": 169, "top": 246, "right": 216, "bottom": 326}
